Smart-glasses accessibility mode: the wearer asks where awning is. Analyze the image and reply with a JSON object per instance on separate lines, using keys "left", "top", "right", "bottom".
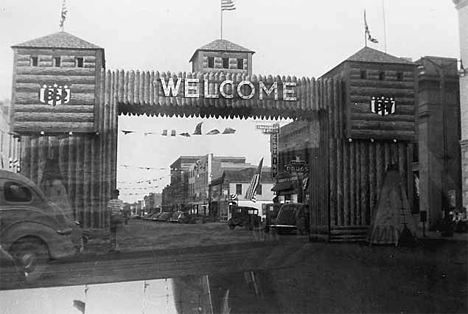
{"left": 271, "top": 181, "right": 293, "bottom": 192}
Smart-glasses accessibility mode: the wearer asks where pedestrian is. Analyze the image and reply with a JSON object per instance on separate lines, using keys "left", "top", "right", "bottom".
{"left": 108, "top": 189, "right": 124, "bottom": 252}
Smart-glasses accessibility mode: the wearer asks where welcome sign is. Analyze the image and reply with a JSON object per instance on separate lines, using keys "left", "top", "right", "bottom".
{"left": 156, "top": 78, "right": 298, "bottom": 101}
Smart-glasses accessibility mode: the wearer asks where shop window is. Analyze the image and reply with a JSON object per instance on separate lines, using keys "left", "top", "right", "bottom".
{"left": 222, "top": 58, "right": 229, "bottom": 69}
{"left": 208, "top": 57, "right": 214, "bottom": 68}
{"left": 397, "top": 72, "right": 404, "bottom": 81}
{"left": 379, "top": 71, "right": 386, "bottom": 81}
{"left": 30, "top": 56, "right": 38, "bottom": 66}
{"left": 76, "top": 57, "right": 84, "bottom": 68}
{"left": 236, "top": 184, "right": 242, "bottom": 195}
{"left": 237, "top": 58, "right": 244, "bottom": 70}
{"left": 360, "top": 70, "right": 367, "bottom": 79}
{"left": 53, "top": 57, "right": 61, "bottom": 67}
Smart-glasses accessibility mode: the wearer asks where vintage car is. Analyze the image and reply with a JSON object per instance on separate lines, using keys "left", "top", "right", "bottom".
{"left": 227, "top": 206, "right": 261, "bottom": 230}
{"left": 168, "top": 211, "right": 195, "bottom": 224}
{"left": 156, "top": 211, "right": 173, "bottom": 222}
{"left": 270, "top": 203, "right": 310, "bottom": 235}
{"left": 0, "top": 170, "right": 79, "bottom": 281}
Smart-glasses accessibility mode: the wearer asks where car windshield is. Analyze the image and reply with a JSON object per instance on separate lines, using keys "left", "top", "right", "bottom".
{"left": 1, "top": 2, "right": 466, "bottom": 314}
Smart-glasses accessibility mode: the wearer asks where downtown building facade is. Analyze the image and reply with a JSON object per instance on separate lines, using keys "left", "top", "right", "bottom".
{"left": 452, "top": 0, "right": 468, "bottom": 210}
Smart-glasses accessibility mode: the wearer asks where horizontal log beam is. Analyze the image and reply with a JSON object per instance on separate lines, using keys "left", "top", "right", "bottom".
{"left": 14, "top": 104, "right": 95, "bottom": 113}
{"left": 16, "top": 67, "right": 96, "bottom": 76}
{"left": 13, "top": 122, "right": 94, "bottom": 133}
{"left": 16, "top": 83, "right": 96, "bottom": 93}
{"left": 15, "top": 112, "right": 94, "bottom": 123}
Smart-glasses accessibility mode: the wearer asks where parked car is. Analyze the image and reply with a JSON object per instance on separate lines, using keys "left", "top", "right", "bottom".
{"left": 150, "top": 212, "right": 163, "bottom": 221}
{"left": 263, "top": 203, "right": 282, "bottom": 233}
{"left": 156, "top": 211, "right": 173, "bottom": 222}
{"left": 228, "top": 206, "right": 261, "bottom": 230}
{"left": 168, "top": 211, "right": 195, "bottom": 224}
{"left": 270, "top": 203, "right": 310, "bottom": 235}
{"left": 0, "top": 170, "right": 79, "bottom": 282}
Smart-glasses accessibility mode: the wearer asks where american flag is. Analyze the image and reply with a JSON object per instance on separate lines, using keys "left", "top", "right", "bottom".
{"left": 245, "top": 158, "right": 263, "bottom": 202}
{"left": 364, "top": 10, "right": 378, "bottom": 44}
{"left": 59, "top": 0, "right": 68, "bottom": 29}
{"left": 221, "top": 0, "right": 236, "bottom": 11}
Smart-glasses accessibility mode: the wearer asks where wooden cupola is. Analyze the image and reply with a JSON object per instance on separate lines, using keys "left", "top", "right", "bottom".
{"left": 189, "top": 39, "right": 255, "bottom": 75}
{"left": 10, "top": 31, "right": 105, "bottom": 134}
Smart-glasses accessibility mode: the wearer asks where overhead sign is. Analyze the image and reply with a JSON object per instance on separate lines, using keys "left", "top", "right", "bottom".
{"left": 157, "top": 78, "right": 297, "bottom": 101}
{"left": 256, "top": 124, "right": 280, "bottom": 134}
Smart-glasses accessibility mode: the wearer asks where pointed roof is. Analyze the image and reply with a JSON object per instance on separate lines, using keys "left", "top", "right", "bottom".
{"left": 190, "top": 39, "right": 254, "bottom": 62}
{"left": 12, "top": 31, "right": 102, "bottom": 50}
{"left": 345, "top": 46, "right": 413, "bottom": 65}
{"left": 320, "top": 46, "right": 415, "bottom": 78}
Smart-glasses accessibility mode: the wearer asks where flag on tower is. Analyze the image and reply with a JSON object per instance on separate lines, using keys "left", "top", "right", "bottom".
{"left": 221, "top": 0, "right": 236, "bottom": 11}
{"left": 364, "top": 10, "right": 379, "bottom": 44}
{"left": 245, "top": 158, "right": 263, "bottom": 202}
{"left": 59, "top": 0, "right": 68, "bottom": 29}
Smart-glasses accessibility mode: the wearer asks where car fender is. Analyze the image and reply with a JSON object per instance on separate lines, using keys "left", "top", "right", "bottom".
{"left": 1, "top": 222, "right": 76, "bottom": 260}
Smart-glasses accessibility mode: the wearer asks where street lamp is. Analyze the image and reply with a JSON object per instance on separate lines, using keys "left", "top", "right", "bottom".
{"left": 417, "top": 57, "right": 462, "bottom": 223}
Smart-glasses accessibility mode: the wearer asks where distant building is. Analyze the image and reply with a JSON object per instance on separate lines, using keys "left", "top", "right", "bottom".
{"left": 452, "top": 0, "right": 468, "bottom": 210}
{"left": 415, "top": 56, "right": 461, "bottom": 228}
{"left": 187, "top": 154, "right": 252, "bottom": 215}
{"left": 210, "top": 167, "right": 275, "bottom": 221}
{"left": 189, "top": 39, "right": 255, "bottom": 75}
{"left": 275, "top": 120, "right": 319, "bottom": 203}
{"left": 164, "top": 156, "right": 204, "bottom": 211}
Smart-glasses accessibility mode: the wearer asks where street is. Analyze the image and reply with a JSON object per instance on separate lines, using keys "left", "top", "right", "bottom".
{"left": 1, "top": 220, "right": 467, "bottom": 313}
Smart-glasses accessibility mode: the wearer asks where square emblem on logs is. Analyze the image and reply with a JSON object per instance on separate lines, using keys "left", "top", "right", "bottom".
{"left": 370, "top": 96, "right": 395, "bottom": 116}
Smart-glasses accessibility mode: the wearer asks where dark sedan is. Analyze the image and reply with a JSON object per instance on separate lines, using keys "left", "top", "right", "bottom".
{"left": 270, "top": 203, "right": 310, "bottom": 235}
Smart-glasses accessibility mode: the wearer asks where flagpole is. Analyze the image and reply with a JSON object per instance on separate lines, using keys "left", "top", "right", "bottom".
{"left": 221, "top": 7, "right": 223, "bottom": 39}
{"left": 364, "top": 10, "right": 368, "bottom": 47}
{"left": 382, "top": 0, "right": 387, "bottom": 52}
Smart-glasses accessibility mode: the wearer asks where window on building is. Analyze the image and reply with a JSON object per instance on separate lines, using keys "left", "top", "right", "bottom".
{"left": 379, "top": 71, "right": 386, "bottom": 81}
{"left": 236, "top": 184, "right": 242, "bottom": 195}
{"left": 76, "top": 57, "right": 84, "bottom": 68}
{"left": 222, "top": 58, "right": 229, "bottom": 69}
{"left": 256, "top": 184, "right": 262, "bottom": 195}
{"left": 208, "top": 57, "right": 214, "bottom": 68}
{"left": 396, "top": 72, "right": 404, "bottom": 81}
{"left": 53, "top": 57, "right": 61, "bottom": 67}
{"left": 237, "top": 58, "right": 244, "bottom": 70}
{"left": 412, "top": 143, "right": 419, "bottom": 163}
{"left": 30, "top": 56, "right": 38, "bottom": 67}
{"left": 360, "top": 70, "right": 367, "bottom": 79}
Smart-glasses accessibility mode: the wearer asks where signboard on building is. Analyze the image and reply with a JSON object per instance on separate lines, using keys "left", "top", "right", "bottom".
{"left": 285, "top": 158, "right": 309, "bottom": 174}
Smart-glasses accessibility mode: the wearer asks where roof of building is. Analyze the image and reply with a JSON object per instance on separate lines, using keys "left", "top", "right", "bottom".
{"left": 346, "top": 46, "right": 413, "bottom": 64}
{"left": 219, "top": 167, "right": 274, "bottom": 184}
{"left": 189, "top": 39, "right": 255, "bottom": 62}
{"left": 320, "top": 46, "right": 415, "bottom": 78}
{"left": 12, "top": 31, "right": 102, "bottom": 50}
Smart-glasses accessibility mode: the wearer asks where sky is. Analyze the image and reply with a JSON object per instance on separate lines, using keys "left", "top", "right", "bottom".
{"left": 0, "top": 0, "right": 461, "bottom": 202}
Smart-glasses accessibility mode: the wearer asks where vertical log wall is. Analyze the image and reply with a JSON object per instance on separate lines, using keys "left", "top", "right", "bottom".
{"left": 309, "top": 77, "right": 412, "bottom": 242}
{"left": 18, "top": 69, "right": 117, "bottom": 229}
